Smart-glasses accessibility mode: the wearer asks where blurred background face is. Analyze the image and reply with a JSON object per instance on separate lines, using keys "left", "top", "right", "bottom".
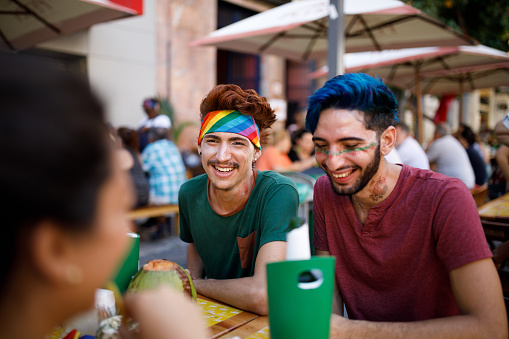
{"left": 69, "top": 152, "right": 134, "bottom": 310}
{"left": 296, "top": 132, "right": 314, "bottom": 154}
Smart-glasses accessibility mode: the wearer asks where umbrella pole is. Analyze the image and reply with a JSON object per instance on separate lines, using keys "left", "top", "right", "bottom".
{"left": 415, "top": 68, "right": 424, "bottom": 144}
{"left": 328, "top": 0, "right": 345, "bottom": 78}
{"left": 459, "top": 80, "right": 464, "bottom": 125}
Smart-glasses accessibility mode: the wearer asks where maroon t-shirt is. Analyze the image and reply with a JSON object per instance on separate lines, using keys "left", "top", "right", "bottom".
{"left": 313, "top": 165, "right": 492, "bottom": 321}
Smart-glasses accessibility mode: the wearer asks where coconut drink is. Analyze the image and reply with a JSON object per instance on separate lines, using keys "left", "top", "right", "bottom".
{"left": 127, "top": 259, "right": 197, "bottom": 301}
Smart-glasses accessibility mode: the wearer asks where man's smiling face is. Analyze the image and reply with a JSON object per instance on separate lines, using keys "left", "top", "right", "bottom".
{"left": 313, "top": 108, "right": 381, "bottom": 195}
{"left": 199, "top": 132, "right": 261, "bottom": 192}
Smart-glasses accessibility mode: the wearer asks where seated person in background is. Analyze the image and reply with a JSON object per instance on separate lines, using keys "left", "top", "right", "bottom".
{"left": 288, "top": 128, "right": 314, "bottom": 162}
{"left": 117, "top": 127, "right": 150, "bottom": 208}
{"left": 427, "top": 122, "right": 475, "bottom": 189}
{"left": 138, "top": 98, "right": 172, "bottom": 152}
{"left": 306, "top": 73, "right": 506, "bottom": 338}
{"left": 495, "top": 113, "right": 509, "bottom": 146}
{"left": 179, "top": 84, "right": 299, "bottom": 315}
{"left": 0, "top": 57, "right": 207, "bottom": 339}
{"left": 394, "top": 122, "right": 430, "bottom": 169}
{"left": 457, "top": 125, "right": 487, "bottom": 188}
{"left": 175, "top": 122, "right": 206, "bottom": 178}
{"left": 495, "top": 144, "right": 509, "bottom": 194}
{"left": 492, "top": 116, "right": 509, "bottom": 269}
{"left": 492, "top": 146, "right": 509, "bottom": 269}
{"left": 455, "top": 123, "right": 490, "bottom": 165}
{"left": 256, "top": 128, "right": 316, "bottom": 172}
{"left": 141, "top": 128, "right": 187, "bottom": 205}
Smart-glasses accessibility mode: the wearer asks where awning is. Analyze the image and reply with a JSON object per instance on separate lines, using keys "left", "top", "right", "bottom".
{"left": 0, "top": 0, "right": 143, "bottom": 51}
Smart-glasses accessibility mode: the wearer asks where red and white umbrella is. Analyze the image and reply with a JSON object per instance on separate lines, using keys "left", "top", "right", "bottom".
{"left": 0, "top": 0, "right": 143, "bottom": 51}
{"left": 189, "top": 0, "right": 475, "bottom": 61}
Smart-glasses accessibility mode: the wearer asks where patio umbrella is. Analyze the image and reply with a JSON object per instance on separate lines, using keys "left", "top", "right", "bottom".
{"left": 0, "top": 0, "right": 142, "bottom": 51}
{"left": 189, "top": 0, "right": 475, "bottom": 62}
{"left": 310, "top": 45, "right": 509, "bottom": 142}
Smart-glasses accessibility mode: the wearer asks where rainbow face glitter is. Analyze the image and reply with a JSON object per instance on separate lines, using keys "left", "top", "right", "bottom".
{"left": 315, "top": 142, "right": 377, "bottom": 158}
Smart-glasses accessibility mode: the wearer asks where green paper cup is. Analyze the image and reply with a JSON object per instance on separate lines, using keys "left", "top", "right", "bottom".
{"left": 267, "top": 256, "right": 335, "bottom": 339}
{"left": 113, "top": 232, "right": 140, "bottom": 293}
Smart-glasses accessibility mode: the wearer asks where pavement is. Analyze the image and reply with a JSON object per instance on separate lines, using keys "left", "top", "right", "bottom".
{"left": 139, "top": 235, "right": 188, "bottom": 269}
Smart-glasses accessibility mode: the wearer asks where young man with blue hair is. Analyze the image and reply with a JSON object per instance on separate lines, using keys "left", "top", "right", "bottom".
{"left": 307, "top": 73, "right": 506, "bottom": 338}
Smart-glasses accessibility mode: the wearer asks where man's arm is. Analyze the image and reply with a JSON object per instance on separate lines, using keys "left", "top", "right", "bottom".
{"left": 187, "top": 243, "right": 204, "bottom": 279}
{"left": 329, "top": 258, "right": 507, "bottom": 339}
{"left": 191, "top": 241, "right": 286, "bottom": 315}
{"left": 315, "top": 249, "right": 343, "bottom": 316}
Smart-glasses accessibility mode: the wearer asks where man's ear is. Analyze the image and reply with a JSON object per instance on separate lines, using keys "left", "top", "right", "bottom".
{"left": 254, "top": 148, "right": 262, "bottom": 162}
{"left": 31, "top": 221, "right": 78, "bottom": 285}
{"left": 380, "top": 126, "right": 396, "bottom": 156}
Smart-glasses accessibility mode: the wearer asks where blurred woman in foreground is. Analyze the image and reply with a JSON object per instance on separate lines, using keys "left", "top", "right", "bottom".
{"left": 0, "top": 58, "right": 207, "bottom": 339}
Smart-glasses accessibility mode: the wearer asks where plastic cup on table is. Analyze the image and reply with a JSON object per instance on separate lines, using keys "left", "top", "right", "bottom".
{"left": 112, "top": 232, "right": 140, "bottom": 293}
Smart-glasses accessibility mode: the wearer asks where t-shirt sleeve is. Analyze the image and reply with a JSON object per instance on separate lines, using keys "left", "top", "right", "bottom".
{"left": 178, "top": 186, "right": 193, "bottom": 243}
{"left": 258, "top": 180, "right": 299, "bottom": 247}
{"left": 432, "top": 179, "right": 492, "bottom": 271}
{"left": 312, "top": 177, "right": 329, "bottom": 252}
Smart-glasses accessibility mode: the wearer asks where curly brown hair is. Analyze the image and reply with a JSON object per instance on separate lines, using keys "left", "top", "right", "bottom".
{"left": 199, "top": 84, "right": 277, "bottom": 145}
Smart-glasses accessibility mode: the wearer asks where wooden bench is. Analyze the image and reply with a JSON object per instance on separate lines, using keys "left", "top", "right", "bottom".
{"left": 127, "top": 204, "right": 180, "bottom": 235}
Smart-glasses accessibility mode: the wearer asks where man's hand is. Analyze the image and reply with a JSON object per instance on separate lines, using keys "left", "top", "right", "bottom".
{"left": 189, "top": 241, "right": 286, "bottom": 315}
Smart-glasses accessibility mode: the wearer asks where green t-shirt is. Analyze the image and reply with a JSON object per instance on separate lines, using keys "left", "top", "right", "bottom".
{"left": 179, "top": 170, "right": 299, "bottom": 279}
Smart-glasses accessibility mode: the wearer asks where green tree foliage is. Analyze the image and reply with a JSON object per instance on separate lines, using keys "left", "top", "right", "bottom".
{"left": 404, "top": 0, "right": 509, "bottom": 51}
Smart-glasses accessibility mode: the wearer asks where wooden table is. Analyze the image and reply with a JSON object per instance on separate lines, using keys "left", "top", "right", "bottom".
{"left": 197, "top": 295, "right": 265, "bottom": 339}
{"left": 478, "top": 193, "right": 509, "bottom": 243}
{"left": 217, "top": 316, "right": 269, "bottom": 339}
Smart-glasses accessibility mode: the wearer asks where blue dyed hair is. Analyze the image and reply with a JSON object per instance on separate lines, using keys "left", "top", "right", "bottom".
{"left": 306, "top": 73, "right": 399, "bottom": 136}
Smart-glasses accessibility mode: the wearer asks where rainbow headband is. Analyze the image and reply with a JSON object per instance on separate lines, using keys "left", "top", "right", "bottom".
{"left": 198, "top": 110, "right": 261, "bottom": 149}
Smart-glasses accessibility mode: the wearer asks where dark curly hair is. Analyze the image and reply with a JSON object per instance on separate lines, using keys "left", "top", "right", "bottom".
{"left": 199, "top": 84, "right": 277, "bottom": 145}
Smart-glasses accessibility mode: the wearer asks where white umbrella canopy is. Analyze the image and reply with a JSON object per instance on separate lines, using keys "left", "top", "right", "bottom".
{"left": 309, "top": 45, "right": 509, "bottom": 142}
{"left": 344, "top": 45, "right": 509, "bottom": 95}
{"left": 189, "top": 0, "right": 476, "bottom": 61}
{"left": 0, "top": 0, "right": 142, "bottom": 51}
{"left": 312, "top": 45, "right": 509, "bottom": 94}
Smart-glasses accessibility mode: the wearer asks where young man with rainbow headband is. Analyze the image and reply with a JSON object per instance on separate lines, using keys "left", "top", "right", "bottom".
{"left": 308, "top": 73, "right": 506, "bottom": 338}
{"left": 178, "top": 84, "right": 299, "bottom": 315}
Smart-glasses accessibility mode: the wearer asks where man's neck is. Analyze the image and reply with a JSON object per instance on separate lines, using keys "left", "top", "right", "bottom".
{"left": 208, "top": 170, "right": 256, "bottom": 215}
{"left": 353, "top": 161, "right": 402, "bottom": 216}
